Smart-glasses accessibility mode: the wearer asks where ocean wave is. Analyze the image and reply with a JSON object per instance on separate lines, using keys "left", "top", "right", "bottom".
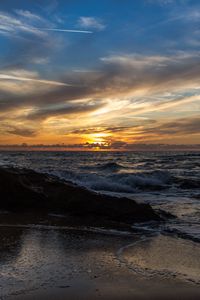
{"left": 97, "top": 161, "right": 126, "bottom": 170}
{"left": 49, "top": 169, "right": 172, "bottom": 193}
{"left": 69, "top": 169, "right": 199, "bottom": 193}
{"left": 80, "top": 161, "right": 126, "bottom": 172}
{"left": 175, "top": 177, "right": 200, "bottom": 189}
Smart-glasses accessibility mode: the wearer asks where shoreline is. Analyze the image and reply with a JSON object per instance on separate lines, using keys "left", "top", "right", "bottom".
{"left": 0, "top": 166, "right": 199, "bottom": 299}
{"left": 0, "top": 219, "right": 199, "bottom": 300}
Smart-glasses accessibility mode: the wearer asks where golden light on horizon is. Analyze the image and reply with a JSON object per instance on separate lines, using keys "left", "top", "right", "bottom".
{"left": 84, "top": 132, "right": 111, "bottom": 144}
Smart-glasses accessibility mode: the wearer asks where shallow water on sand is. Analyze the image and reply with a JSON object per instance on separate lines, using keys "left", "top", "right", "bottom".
{"left": 0, "top": 225, "right": 200, "bottom": 299}
{"left": 118, "top": 235, "right": 200, "bottom": 285}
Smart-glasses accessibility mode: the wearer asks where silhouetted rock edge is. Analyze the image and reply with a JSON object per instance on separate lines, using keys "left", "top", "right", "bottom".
{"left": 0, "top": 167, "right": 161, "bottom": 225}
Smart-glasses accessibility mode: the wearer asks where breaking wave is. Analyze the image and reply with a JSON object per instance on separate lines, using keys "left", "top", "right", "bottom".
{"left": 50, "top": 169, "right": 172, "bottom": 193}
{"left": 0, "top": 150, "right": 200, "bottom": 240}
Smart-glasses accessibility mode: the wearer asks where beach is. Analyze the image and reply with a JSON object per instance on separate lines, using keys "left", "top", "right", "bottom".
{"left": 0, "top": 151, "right": 200, "bottom": 299}
{"left": 0, "top": 216, "right": 200, "bottom": 300}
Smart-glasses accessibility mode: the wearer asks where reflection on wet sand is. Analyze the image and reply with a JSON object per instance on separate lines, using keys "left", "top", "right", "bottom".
{"left": 0, "top": 226, "right": 200, "bottom": 300}
{"left": 0, "top": 227, "right": 24, "bottom": 265}
{"left": 0, "top": 225, "right": 133, "bottom": 298}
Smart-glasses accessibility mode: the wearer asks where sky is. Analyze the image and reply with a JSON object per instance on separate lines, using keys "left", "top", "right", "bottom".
{"left": 0, "top": 0, "right": 200, "bottom": 150}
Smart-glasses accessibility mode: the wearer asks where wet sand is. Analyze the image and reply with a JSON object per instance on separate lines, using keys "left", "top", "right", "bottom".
{"left": 0, "top": 215, "right": 200, "bottom": 299}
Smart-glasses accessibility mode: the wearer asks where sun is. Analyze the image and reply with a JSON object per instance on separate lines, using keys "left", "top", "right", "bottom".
{"left": 83, "top": 132, "right": 111, "bottom": 150}
{"left": 88, "top": 132, "right": 110, "bottom": 143}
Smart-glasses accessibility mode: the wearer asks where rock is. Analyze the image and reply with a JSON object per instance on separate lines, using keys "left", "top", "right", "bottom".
{"left": 0, "top": 167, "right": 161, "bottom": 224}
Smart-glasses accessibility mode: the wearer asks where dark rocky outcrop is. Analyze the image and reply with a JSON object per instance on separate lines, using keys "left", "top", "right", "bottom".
{"left": 0, "top": 167, "right": 161, "bottom": 224}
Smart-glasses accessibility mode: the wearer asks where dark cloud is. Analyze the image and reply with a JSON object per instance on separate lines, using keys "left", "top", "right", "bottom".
{"left": 110, "top": 141, "right": 127, "bottom": 149}
{"left": 141, "top": 116, "right": 200, "bottom": 136}
{"left": 27, "top": 100, "right": 105, "bottom": 120}
{"left": 70, "top": 126, "right": 133, "bottom": 134}
{"left": 7, "top": 126, "right": 37, "bottom": 137}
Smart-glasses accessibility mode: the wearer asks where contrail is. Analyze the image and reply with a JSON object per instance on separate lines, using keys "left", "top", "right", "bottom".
{"left": 0, "top": 74, "right": 72, "bottom": 86}
{"left": 38, "top": 28, "right": 93, "bottom": 34}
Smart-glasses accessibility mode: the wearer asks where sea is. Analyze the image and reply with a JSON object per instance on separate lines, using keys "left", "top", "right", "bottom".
{"left": 0, "top": 150, "right": 200, "bottom": 242}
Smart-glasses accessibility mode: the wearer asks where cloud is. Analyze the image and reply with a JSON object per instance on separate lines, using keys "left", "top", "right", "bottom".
{"left": 0, "top": 11, "right": 46, "bottom": 38}
{"left": 62, "top": 115, "right": 194, "bottom": 142}
{"left": 102, "top": 116, "right": 200, "bottom": 143}
{"left": 0, "top": 11, "right": 59, "bottom": 70}
{"left": 27, "top": 100, "right": 105, "bottom": 120}
{"left": 15, "top": 9, "right": 44, "bottom": 22}
{"left": 1, "top": 52, "right": 200, "bottom": 117}
{"left": 0, "top": 71, "right": 71, "bottom": 86}
{"left": 66, "top": 116, "right": 200, "bottom": 145}
{"left": 0, "top": 9, "right": 94, "bottom": 71}
{"left": 0, "top": 10, "right": 92, "bottom": 38}
{"left": 6, "top": 126, "right": 37, "bottom": 137}
{"left": 70, "top": 126, "right": 134, "bottom": 135}
{"left": 1, "top": 51, "right": 200, "bottom": 145}
{"left": 1, "top": 8, "right": 199, "bottom": 145}
{"left": 142, "top": 116, "right": 200, "bottom": 136}
{"left": 78, "top": 17, "right": 105, "bottom": 31}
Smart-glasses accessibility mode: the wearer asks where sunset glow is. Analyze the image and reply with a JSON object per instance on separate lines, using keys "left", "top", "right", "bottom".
{"left": 0, "top": 0, "right": 199, "bottom": 150}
